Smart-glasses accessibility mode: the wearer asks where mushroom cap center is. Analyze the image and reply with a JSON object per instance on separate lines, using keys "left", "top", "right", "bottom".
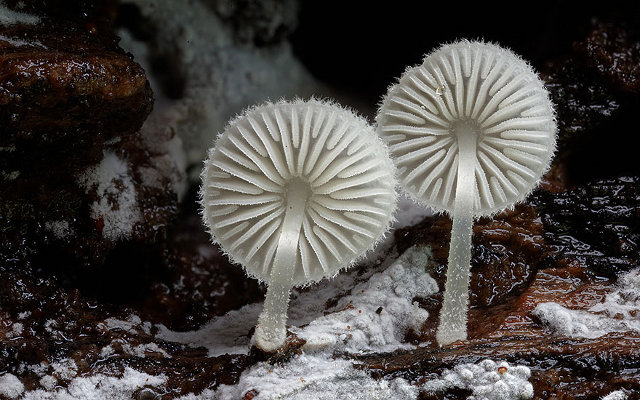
{"left": 283, "top": 176, "right": 313, "bottom": 210}
{"left": 451, "top": 119, "right": 482, "bottom": 144}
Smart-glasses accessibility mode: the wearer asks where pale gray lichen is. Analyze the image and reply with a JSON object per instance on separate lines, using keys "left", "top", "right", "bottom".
{"left": 533, "top": 268, "right": 640, "bottom": 338}
{"left": 0, "top": 1, "right": 40, "bottom": 26}
{"left": 76, "top": 151, "right": 142, "bottom": 241}
{"left": 44, "top": 220, "right": 73, "bottom": 239}
{"left": 117, "top": 0, "right": 322, "bottom": 174}
{"left": 422, "top": 359, "right": 534, "bottom": 400}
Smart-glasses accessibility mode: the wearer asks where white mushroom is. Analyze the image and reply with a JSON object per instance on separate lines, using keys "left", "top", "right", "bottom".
{"left": 376, "top": 40, "right": 556, "bottom": 346}
{"left": 201, "top": 99, "right": 397, "bottom": 352}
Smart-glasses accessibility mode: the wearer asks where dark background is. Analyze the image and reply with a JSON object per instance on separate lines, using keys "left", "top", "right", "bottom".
{"left": 291, "top": 1, "right": 639, "bottom": 110}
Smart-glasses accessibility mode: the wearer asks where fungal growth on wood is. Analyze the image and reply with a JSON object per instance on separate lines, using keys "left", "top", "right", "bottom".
{"left": 376, "top": 40, "right": 556, "bottom": 346}
{"left": 201, "top": 99, "right": 397, "bottom": 352}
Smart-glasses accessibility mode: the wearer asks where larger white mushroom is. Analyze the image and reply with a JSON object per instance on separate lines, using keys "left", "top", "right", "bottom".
{"left": 376, "top": 40, "right": 556, "bottom": 346}
{"left": 201, "top": 99, "right": 397, "bottom": 352}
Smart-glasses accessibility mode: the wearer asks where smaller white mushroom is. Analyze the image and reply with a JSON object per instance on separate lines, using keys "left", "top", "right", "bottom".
{"left": 377, "top": 40, "right": 556, "bottom": 346}
{"left": 201, "top": 99, "right": 397, "bottom": 352}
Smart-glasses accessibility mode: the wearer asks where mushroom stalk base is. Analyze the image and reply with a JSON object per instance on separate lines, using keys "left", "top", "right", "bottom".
{"left": 254, "top": 179, "right": 308, "bottom": 352}
{"left": 436, "top": 132, "right": 476, "bottom": 346}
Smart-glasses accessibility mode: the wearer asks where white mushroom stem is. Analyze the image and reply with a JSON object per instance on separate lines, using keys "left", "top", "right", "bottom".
{"left": 254, "top": 179, "right": 309, "bottom": 352}
{"left": 436, "top": 130, "right": 476, "bottom": 346}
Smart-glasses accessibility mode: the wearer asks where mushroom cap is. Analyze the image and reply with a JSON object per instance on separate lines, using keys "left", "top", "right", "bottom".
{"left": 200, "top": 99, "right": 397, "bottom": 286}
{"left": 377, "top": 40, "right": 556, "bottom": 217}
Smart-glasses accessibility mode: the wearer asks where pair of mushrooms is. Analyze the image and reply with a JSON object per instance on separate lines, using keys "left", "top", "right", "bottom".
{"left": 200, "top": 40, "right": 557, "bottom": 351}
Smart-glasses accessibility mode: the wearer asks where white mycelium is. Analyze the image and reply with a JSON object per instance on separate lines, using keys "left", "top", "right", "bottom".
{"left": 201, "top": 99, "right": 397, "bottom": 351}
{"left": 377, "top": 40, "right": 556, "bottom": 346}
